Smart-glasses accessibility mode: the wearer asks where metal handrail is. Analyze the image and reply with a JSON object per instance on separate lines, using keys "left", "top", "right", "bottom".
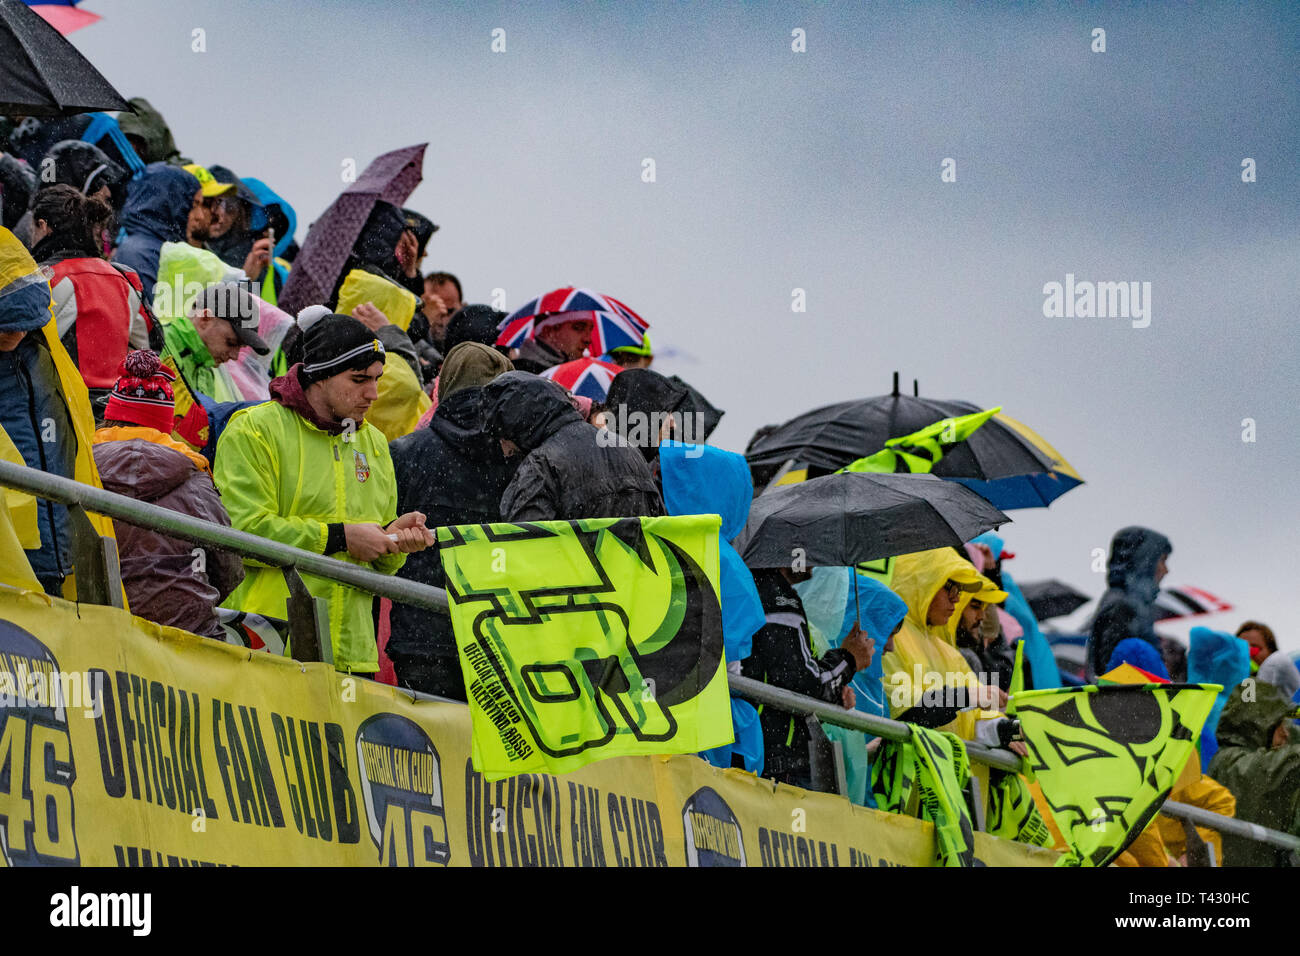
{"left": 730, "top": 675, "right": 1300, "bottom": 853}
{"left": 2, "top": 458, "right": 1296, "bottom": 854}
{"left": 0, "top": 458, "right": 447, "bottom": 612}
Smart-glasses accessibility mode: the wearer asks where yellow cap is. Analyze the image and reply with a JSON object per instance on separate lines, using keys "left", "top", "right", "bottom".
{"left": 973, "top": 577, "right": 1009, "bottom": 604}
{"left": 184, "top": 164, "right": 236, "bottom": 198}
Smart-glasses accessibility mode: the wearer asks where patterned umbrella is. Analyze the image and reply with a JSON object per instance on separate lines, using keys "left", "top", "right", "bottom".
{"left": 540, "top": 357, "right": 624, "bottom": 401}
{"left": 277, "top": 143, "right": 426, "bottom": 315}
{"left": 1153, "top": 586, "right": 1233, "bottom": 622}
{"left": 22, "top": 1, "right": 99, "bottom": 35}
{"left": 0, "top": 0, "right": 127, "bottom": 114}
{"left": 496, "top": 286, "right": 648, "bottom": 355}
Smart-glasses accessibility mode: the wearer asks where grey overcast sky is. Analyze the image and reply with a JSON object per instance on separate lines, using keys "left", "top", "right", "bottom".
{"left": 68, "top": 1, "right": 1299, "bottom": 649}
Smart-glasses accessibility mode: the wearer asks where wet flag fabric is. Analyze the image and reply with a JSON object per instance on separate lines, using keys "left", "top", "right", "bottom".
{"left": 1009, "top": 682, "right": 1218, "bottom": 867}
{"left": 987, "top": 770, "right": 1054, "bottom": 848}
{"left": 872, "top": 726, "right": 975, "bottom": 867}
{"left": 438, "top": 515, "right": 731, "bottom": 781}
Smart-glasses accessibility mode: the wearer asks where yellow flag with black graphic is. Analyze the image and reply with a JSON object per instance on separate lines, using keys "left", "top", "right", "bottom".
{"left": 1010, "top": 683, "right": 1218, "bottom": 867}
{"left": 438, "top": 515, "right": 732, "bottom": 781}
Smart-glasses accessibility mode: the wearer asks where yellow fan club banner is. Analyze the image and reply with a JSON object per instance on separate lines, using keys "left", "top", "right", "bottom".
{"left": 439, "top": 516, "right": 733, "bottom": 781}
{"left": 0, "top": 587, "right": 1056, "bottom": 867}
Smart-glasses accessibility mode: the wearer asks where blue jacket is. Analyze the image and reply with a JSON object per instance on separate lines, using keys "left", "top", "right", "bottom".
{"left": 972, "top": 531, "right": 1061, "bottom": 690}
{"left": 242, "top": 178, "right": 297, "bottom": 259}
{"left": 1188, "top": 626, "right": 1251, "bottom": 765}
{"left": 659, "top": 441, "right": 765, "bottom": 774}
{"left": 0, "top": 286, "right": 78, "bottom": 587}
{"left": 112, "top": 163, "right": 200, "bottom": 302}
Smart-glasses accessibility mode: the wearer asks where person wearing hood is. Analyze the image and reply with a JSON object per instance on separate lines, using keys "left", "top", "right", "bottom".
{"left": 112, "top": 163, "right": 206, "bottom": 301}
{"left": 163, "top": 281, "right": 271, "bottom": 401}
{"left": 481, "top": 371, "right": 664, "bottom": 522}
{"left": 242, "top": 176, "right": 297, "bottom": 298}
{"left": 795, "top": 568, "right": 909, "bottom": 805}
{"left": 602, "top": 368, "right": 695, "bottom": 475}
{"left": 1086, "top": 526, "right": 1172, "bottom": 681}
{"left": 740, "top": 563, "right": 874, "bottom": 790}
{"left": 1207, "top": 681, "right": 1300, "bottom": 866}
{"left": 30, "top": 186, "right": 153, "bottom": 419}
{"left": 881, "top": 547, "right": 1017, "bottom": 746}
{"left": 116, "top": 97, "right": 189, "bottom": 166}
{"left": 0, "top": 227, "right": 117, "bottom": 596}
{"left": 658, "top": 439, "right": 767, "bottom": 775}
{"left": 92, "top": 351, "right": 243, "bottom": 638}
{"left": 331, "top": 201, "right": 414, "bottom": 304}
{"left": 1237, "top": 621, "right": 1300, "bottom": 702}
{"left": 400, "top": 210, "right": 438, "bottom": 295}
{"left": 12, "top": 140, "right": 128, "bottom": 248}
{"left": 1188, "top": 626, "right": 1252, "bottom": 765}
{"left": 214, "top": 313, "right": 434, "bottom": 674}
{"left": 387, "top": 342, "right": 516, "bottom": 698}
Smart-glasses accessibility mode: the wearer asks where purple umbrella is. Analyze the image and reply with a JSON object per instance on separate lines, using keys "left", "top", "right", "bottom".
{"left": 278, "top": 143, "right": 426, "bottom": 315}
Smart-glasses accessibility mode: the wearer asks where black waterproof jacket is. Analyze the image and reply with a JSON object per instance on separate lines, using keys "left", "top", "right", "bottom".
{"left": 388, "top": 386, "right": 517, "bottom": 662}
{"left": 740, "top": 570, "right": 857, "bottom": 776}
{"left": 1086, "top": 526, "right": 1171, "bottom": 679}
{"left": 481, "top": 371, "right": 663, "bottom": 521}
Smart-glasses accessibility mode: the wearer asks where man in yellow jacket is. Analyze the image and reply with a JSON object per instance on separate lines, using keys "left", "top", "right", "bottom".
{"left": 215, "top": 313, "right": 433, "bottom": 674}
{"left": 882, "top": 547, "right": 1020, "bottom": 749}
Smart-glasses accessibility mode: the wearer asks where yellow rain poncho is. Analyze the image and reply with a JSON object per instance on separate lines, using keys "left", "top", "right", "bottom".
{"left": 336, "top": 268, "right": 430, "bottom": 441}
{"left": 0, "top": 424, "right": 41, "bottom": 590}
{"left": 0, "top": 229, "right": 117, "bottom": 598}
{"left": 881, "top": 547, "right": 1002, "bottom": 740}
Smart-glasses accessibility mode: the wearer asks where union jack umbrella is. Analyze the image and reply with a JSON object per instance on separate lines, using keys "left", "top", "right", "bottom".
{"left": 496, "top": 286, "right": 649, "bottom": 355}
{"left": 540, "top": 358, "right": 624, "bottom": 402}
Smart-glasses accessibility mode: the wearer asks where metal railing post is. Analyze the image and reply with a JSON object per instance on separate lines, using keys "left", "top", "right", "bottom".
{"left": 66, "top": 503, "right": 123, "bottom": 608}
{"left": 281, "top": 566, "right": 332, "bottom": 666}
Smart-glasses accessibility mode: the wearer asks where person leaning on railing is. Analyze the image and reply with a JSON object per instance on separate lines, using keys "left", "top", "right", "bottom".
{"left": 214, "top": 313, "right": 434, "bottom": 675}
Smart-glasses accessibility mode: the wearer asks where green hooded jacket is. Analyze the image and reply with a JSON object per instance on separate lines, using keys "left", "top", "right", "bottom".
{"left": 162, "top": 316, "right": 217, "bottom": 400}
{"left": 117, "top": 97, "right": 190, "bottom": 166}
{"left": 1206, "top": 682, "right": 1300, "bottom": 866}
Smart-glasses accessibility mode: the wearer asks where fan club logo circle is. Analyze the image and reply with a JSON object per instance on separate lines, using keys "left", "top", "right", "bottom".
{"left": 0, "top": 620, "right": 79, "bottom": 866}
{"left": 682, "top": 787, "right": 745, "bottom": 867}
{"left": 355, "top": 714, "right": 450, "bottom": 866}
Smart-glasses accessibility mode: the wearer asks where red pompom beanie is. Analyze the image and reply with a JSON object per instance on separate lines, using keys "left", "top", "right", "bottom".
{"left": 103, "top": 350, "right": 177, "bottom": 434}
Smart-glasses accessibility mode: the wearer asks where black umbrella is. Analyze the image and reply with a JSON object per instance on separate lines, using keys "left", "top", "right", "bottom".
{"left": 736, "top": 472, "right": 1009, "bottom": 570}
{"left": 745, "top": 373, "right": 1080, "bottom": 509}
{"left": 0, "top": 0, "right": 130, "bottom": 116}
{"left": 1018, "top": 579, "right": 1091, "bottom": 621}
